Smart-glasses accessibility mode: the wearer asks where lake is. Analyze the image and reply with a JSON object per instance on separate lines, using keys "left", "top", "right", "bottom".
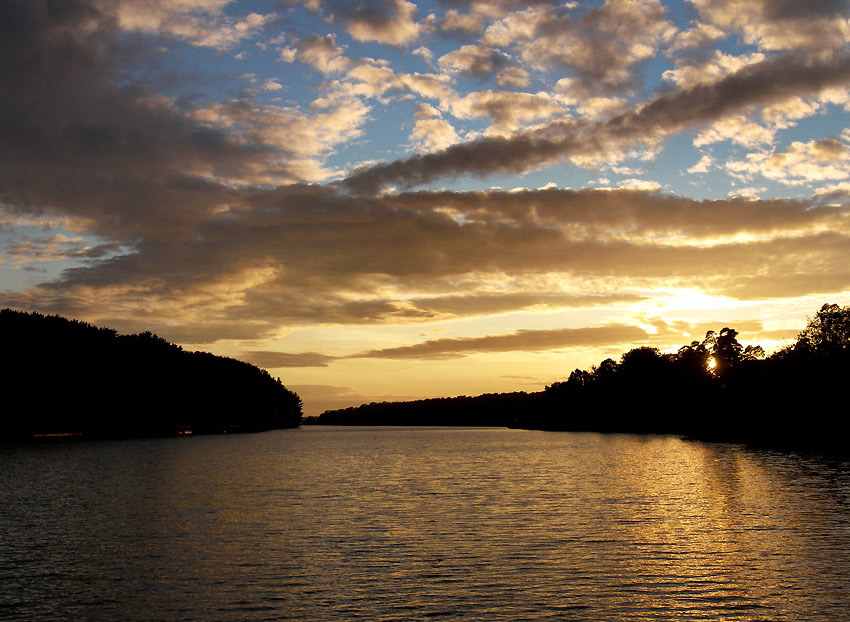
{"left": 2, "top": 426, "right": 849, "bottom": 621}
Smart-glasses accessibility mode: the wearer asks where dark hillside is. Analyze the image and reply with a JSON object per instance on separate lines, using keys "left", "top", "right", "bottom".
{"left": 1, "top": 309, "right": 302, "bottom": 440}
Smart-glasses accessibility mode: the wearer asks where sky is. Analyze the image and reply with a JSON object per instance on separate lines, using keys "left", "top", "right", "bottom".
{"left": 3, "top": 0, "right": 850, "bottom": 415}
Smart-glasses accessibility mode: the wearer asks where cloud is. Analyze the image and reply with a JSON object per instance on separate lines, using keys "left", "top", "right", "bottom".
{"left": 410, "top": 105, "right": 461, "bottom": 152}
{"left": 412, "top": 46, "right": 434, "bottom": 65}
{"left": 668, "top": 21, "right": 725, "bottom": 52}
{"left": 0, "top": 0, "right": 269, "bottom": 240}
{"left": 240, "top": 313, "right": 662, "bottom": 367}
{"left": 294, "top": 34, "right": 351, "bottom": 74}
{"left": 449, "top": 90, "right": 565, "bottom": 133}
{"left": 662, "top": 51, "right": 766, "bottom": 89}
{"left": 690, "top": 0, "right": 850, "bottom": 54}
{"left": 344, "top": 51, "right": 850, "bottom": 193}
{"left": 481, "top": 6, "right": 554, "bottom": 48}
{"left": 760, "top": 96, "right": 822, "bottom": 129}
{"left": 8, "top": 180, "right": 850, "bottom": 345}
{"left": 812, "top": 137, "right": 849, "bottom": 161}
{"left": 552, "top": 82, "right": 628, "bottom": 119}
{"left": 438, "top": 44, "right": 511, "bottom": 80}
{"left": 240, "top": 351, "right": 336, "bottom": 367}
{"left": 331, "top": 59, "right": 402, "bottom": 100}
{"left": 617, "top": 179, "right": 661, "bottom": 191}
{"left": 193, "top": 97, "right": 372, "bottom": 182}
{"left": 512, "top": 0, "right": 676, "bottom": 94}
{"left": 352, "top": 324, "right": 653, "bottom": 359}
{"left": 345, "top": 315, "right": 768, "bottom": 360}
{"left": 6, "top": 0, "right": 850, "bottom": 351}
{"left": 497, "top": 66, "right": 530, "bottom": 87}
{"left": 727, "top": 137, "right": 850, "bottom": 185}
{"left": 687, "top": 155, "right": 713, "bottom": 174}
{"left": 405, "top": 292, "right": 645, "bottom": 316}
{"left": 324, "top": 0, "right": 423, "bottom": 45}
{"left": 440, "top": 9, "right": 484, "bottom": 35}
{"left": 93, "top": 0, "right": 274, "bottom": 49}
{"left": 694, "top": 114, "right": 776, "bottom": 148}
{"left": 438, "top": 1, "right": 678, "bottom": 98}
{"left": 5, "top": 235, "right": 120, "bottom": 263}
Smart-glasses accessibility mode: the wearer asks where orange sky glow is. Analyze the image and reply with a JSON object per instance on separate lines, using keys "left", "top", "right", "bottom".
{"left": 2, "top": 1, "right": 850, "bottom": 414}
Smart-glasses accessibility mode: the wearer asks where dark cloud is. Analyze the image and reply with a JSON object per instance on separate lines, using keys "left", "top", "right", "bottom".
{"left": 329, "top": 0, "right": 404, "bottom": 26}
{"left": 435, "top": 0, "right": 560, "bottom": 7}
{"left": 523, "top": 0, "right": 674, "bottom": 94}
{"left": 6, "top": 184, "right": 850, "bottom": 338}
{"left": 233, "top": 317, "right": 771, "bottom": 375}
{"left": 811, "top": 137, "right": 847, "bottom": 161}
{"left": 295, "top": 33, "right": 350, "bottom": 73}
{"left": 348, "top": 317, "right": 767, "bottom": 360}
{"left": 692, "top": 0, "right": 850, "bottom": 53}
{"left": 761, "top": 0, "right": 849, "bottom": 20}
{"left": 353, "top": 324, "right": 652, "bottom": 359}
{"left": 7, "top": 235, "right": 121, "bottom": 262}
{"left": 4, "top": 3, "right": 850, "bottom": 345}
{"left": 318, "top": 0, "right": 421, "bottom": 45}
{"left": 407, "top": 293, "right": 646, "bottom": 316}
{"left": 344, "top": 52, "right": 850, "bottom": 194}
{"left": 0, "top": 0, "right": 279, "bottom": 241}
{"left": 127, "top": 320, "right": 283, "bottom": 346}
{"left": 439, "top": 45, "right": 511, "bottom": 80}
{"left": 389, "top": 188, "right": 844, "bottom": 238}
{"left": 241, "top": 351, "right": 336, "bottom": 368}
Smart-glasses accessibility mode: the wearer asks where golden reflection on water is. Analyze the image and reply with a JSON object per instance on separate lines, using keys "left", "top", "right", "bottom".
{"left": 3, "top": 428, "right": 850, "bottom": 621}
{"left": 496, "top": 433, "right": 847, "bottom": 620}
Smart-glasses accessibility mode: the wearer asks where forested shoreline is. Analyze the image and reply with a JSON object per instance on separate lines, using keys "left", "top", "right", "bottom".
{"left": 311, "top": 304, "right": 850, "bottom": 452}
{"left": 2, "top": 309, "right": 302, "bottom": 440}
{"left": 7, "top": 303, "right": 848, "bottom": 450}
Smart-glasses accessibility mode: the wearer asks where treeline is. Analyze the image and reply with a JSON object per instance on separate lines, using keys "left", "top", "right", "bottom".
{"left": 314, "top": 304, "right": 850, "bottom": 451}
{"left": 311, "top": 391, "right": 536, "bottom": 427}
{"left": 529, "top": 303, "right": 849, "bottom": 449}
{"left": 2, "top": 309, "right": 302, "bottom": 440}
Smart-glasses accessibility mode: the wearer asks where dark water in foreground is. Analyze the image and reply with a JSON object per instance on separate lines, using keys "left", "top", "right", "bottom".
{"left": 2, "top": 427, "right": 850, "bottom": 621}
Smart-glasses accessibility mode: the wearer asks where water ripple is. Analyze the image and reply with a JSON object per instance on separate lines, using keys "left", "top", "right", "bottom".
{"left": 2, "top": 428, "right": 850, "bottom": 620}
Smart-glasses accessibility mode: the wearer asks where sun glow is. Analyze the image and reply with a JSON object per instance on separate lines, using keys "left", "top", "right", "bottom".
{"left": 660, "top": 290, "right": 733, "bottom": 313}
{"left": 707, "top": 357, "right": 717, "bottom": 370}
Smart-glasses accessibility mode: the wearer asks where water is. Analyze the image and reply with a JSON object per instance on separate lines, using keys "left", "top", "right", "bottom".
{"left": 2, "top": 427, "right": 850, "bottom": 621}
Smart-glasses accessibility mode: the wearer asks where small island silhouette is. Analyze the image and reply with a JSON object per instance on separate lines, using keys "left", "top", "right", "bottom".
{"left": 2, "top": 309, "right": 302, "bottom": 440}
{"left": 310, "top": 303, "right": 850, "bottom": 452}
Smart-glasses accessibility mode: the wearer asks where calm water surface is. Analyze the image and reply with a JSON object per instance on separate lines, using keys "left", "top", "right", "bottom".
{"left": 2, "top": 427, "right": 850, "bottom": 621}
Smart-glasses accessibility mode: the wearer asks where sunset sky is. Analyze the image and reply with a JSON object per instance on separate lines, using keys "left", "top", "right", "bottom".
{"left": 3, "top": 0, "right": 850, "bottom": 414}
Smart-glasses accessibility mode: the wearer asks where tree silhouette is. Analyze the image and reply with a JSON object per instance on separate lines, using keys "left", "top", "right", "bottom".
{"left": 308, "top": 303, "right": 849, "bottom": 451}
{"left": 793, "top": 303, "right": 850, "bottom": 356}
{"left": 674, "top": 338, "right": 711, "bottom": 374}
{"left": 1, "top": 309, "right": 302, "bottom": 440}
{"left": 713, "top": 327, "right": 743, "bottom": 375}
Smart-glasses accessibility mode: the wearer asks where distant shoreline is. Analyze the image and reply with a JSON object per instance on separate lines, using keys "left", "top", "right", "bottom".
{"left": 307, "top": 304, "right": 850, "bottom": 454}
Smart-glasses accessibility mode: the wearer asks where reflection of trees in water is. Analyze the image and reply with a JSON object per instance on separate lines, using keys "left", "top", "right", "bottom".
{"left": 2, "top": 309, "right": 302, "bottom": 440}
